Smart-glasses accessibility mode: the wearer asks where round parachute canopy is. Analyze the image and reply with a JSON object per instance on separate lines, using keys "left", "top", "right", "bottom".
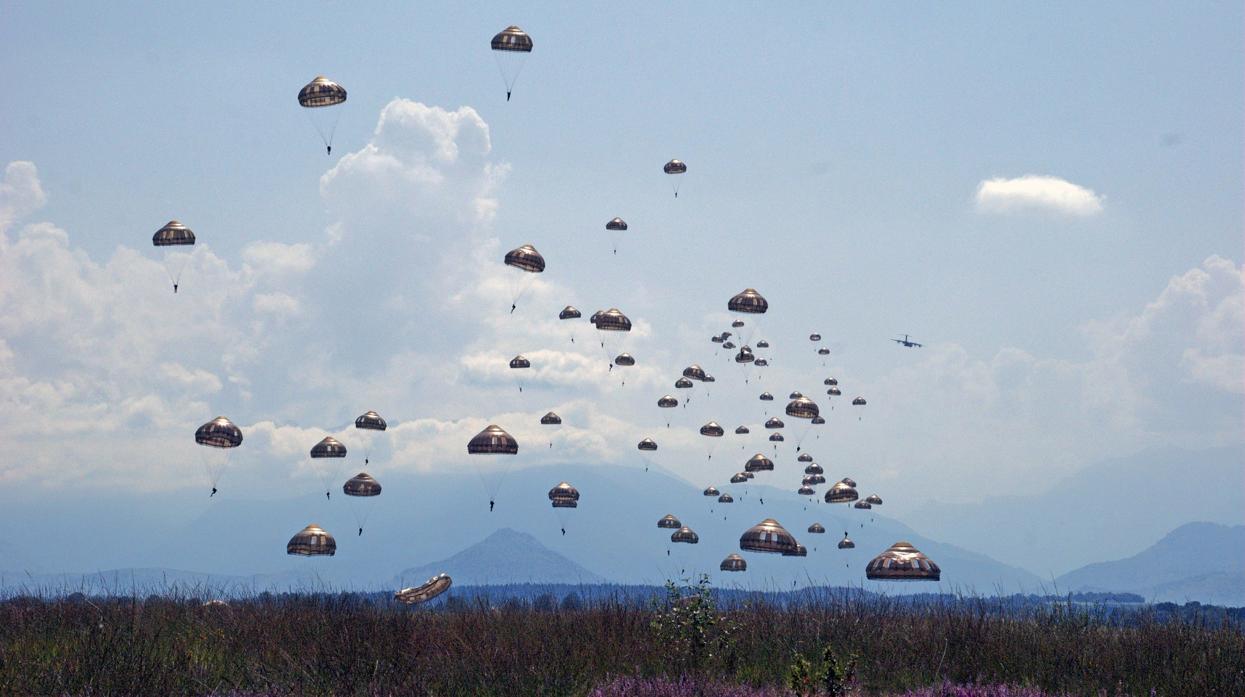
{"left": 720, "top": 331, "right": 733, "bottom": 339}
{"left": 797, "top": 485, "right": 816, "bottom": 496}
{"left": 702, "top": 486, "right": 720, "bottom": 497}
{"left": 663, "top": 159, "right": 687, "bottom": 174}
{"left": 797, "top": 453, "right": 813, "bottom": 463}
{"left": 785, "top": 396, "right": 819, "bottom": 419}
{"left": 801, "top": 475, "right": 817, "bottom": 486}
{"left": 559, "top": 306, "right": 582, "bottom": 320}
{"left": 731, "top": 319, "right": 745, "bottom": 328}
{"left": 718, "top": 493, "right": 734, "bottom": 503}
{"left": 710, "top": 335, "right": 724, "bottom": 344}
{"left": 803, "top": 462, "right": 824, "bottom": 475}
{"left": 838, "top": 533, "right": 855, "bottom": 549}
{"left": 699, "top": 422, "right": 724, "bottom": 437}
{"left": 589, "top": 310, "right": 601, "bottom": 324}
{"left": 783, "top": 543, "right": 808, "bottom": 558}
{"left": 548, "top": 481, "right": 580, "bottom": 501}
{"left": 809, "top": 333, "right": 822, "bottom": 342}
{"left": 287, "top": 524, "right": 336, "bottom": 556}
{"left": 720, "top": 553, "right": 747, "bottom": 572}
{"left": 735, "top": 425, "right": 750, "bottom": 435}
{"left": 298, "top": 76, "right": 347, "bottom": 108}
{"left": 671, "top": 526, "right": 699, "bottom": 544}
{"left": 827, "top": 387, "right": 842, "bottom": 396}
{"left": 818, "top": 347, "right": 830, "bottom": 356}
{"left": 637, "top": 438, "right": 658, "bottom": 451}
{"left": 811, "top": 416, "right": 826, "bottom": 425}
{"left": 742, "top": 471, "right": 755, "bottom": 480}
{"left": 852, "top": 397, "right": 867, "bottom": 406}
{"left": 840, "top": 477, "right": 858, "bottom": 487}
{"left": 491, "top": 25, "right": 533, "bottom": 52}
{"left": 744, "top": 453, "right": 773, "bottom": 472}
{"left": 657, "top": 514, "right": 681, "bottom": 529}
{"left": 768, "top": 433, "right": 785, "bottom": 442}
{"left": 310, "top": 437, "right": 346, "bottom": 459}
{"left": 605, "top": 217, "right": 628, "bottom": 231}
{"left": 540, "top": 412, "right": 562, "bottom": 425}
{"left": 355, "top": 411, "right": 387, "bottom": 431}
{"left": 807, "top": 474, "right": 826, "bottom": 485}
{"left": 593, "top": 308, "right": 631, "bottom": 332}
{"left": 825, "top": 481, "right": 859, "bottom": 504}
{"left": 730, "top": 472, "right": 748, "bottom": 484}
{"left": 153, "top": 220, "right": 195, "bottom": 246}
{"left": 703, "top": 374, "right": 716, "bottom": 383}
{"left": 395, "top": 573, "right": 452, "bottom": 605}
{"left": 614, "top": 353, "right": 636, "bottom": 366}
{"left": 674, "top": 377, "right": 694, "bottom": 389}
{"left": 807, "top": 523, "right": 826, "bottom": 534}
{"left": 759, "top": 392, "right": 774, "bottom": 402}
{"left": 195, "top": 417, "right": 242, "bottom": 448}
{"left": 467, "top": 424, "right": 518, "bottom": 454}
{"left": 739, "top": 518, "right": 799, "bottom": 555}
{"left": 866, "top": 494, "right": 883, "bottom": 506}
{"left": 504, "top": 244, "right": 545, "bottom": 273}
{"left": 722, "top": 341, "right": 736, "bottom": 350}
{"left": 824, "top": 377, "right": 839, "bottom": 386}
{"left": 734, "top": 347, "right": 755, "bottom": 364}
{"left": 509, "top": 355, "right": 531, "bottom": 369}
{"left": 854, "top": 500, "right": 872, "bottom": 510}
{"left": 866, "top": 541, "right": 941, "bottom": 581}
{"left": 789, "top": 391, "right": 804, "bottom": 399}
{"left": 728, "top": 288, "right": 768, "bottom": 314}
{"left": 754, "top": 358, "right": 770, "bottom": 367}
{"left": 343, "top": 472, "right": 382, "bottom": 497}
{"left": 756, "top": 339, "right": 770, "bottom": 348}
{"left": 682, "top": 364, "right": 707, "bottom": 381}
{"left": 764, "top": 417, "right": 785, "bottom": 429}
{"left": 657, "top": 395, "right": 678, "bottom": 408}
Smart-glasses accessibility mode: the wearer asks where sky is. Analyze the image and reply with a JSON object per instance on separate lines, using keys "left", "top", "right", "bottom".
{"left": 0, "top": 1, "right": 1241, "bottom": 547}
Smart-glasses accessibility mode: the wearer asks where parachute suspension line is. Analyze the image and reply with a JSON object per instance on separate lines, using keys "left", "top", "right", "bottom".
{"left": 493, "top": 52, "right": 529, "bottom": 102}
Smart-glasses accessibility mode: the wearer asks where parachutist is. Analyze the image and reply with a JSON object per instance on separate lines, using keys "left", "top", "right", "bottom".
{"left": 326, "top": 145, "right": 332, "bottom": 155}
{"left": 561, "top": 528, "right": 566, "bottom": 536}
{"left": 760, "top": 497, "right": 764, "bottom": 505}
{"left": 510, "top": 303, "right": 516, "bottom": 314}
{"left": 358, "top": 528, "right": 363, "bottom": 536}
{"left": 506, "top": 91, "right": 512, "bottom": 101}
{"left": 489, "top": 499, "right": 495, "bottom": 512}
{"left": 666, "top": 550, "right": 670, "bottom": 556}
{"left": 210, "top": 487, "right": 216, "bottom": 497}
{"left": 325, "top": 491, "right": 331, "bottom": 500}
{"left": 173, "top": 284, "right": 179, "bottom": 293}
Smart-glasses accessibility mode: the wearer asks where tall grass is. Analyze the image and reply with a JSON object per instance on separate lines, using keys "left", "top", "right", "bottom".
{"left": 0, "top": 588, "right": 1239, "bottom": 696}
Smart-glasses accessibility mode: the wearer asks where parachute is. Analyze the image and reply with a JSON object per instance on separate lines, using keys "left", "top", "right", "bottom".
{"left": 286, "top": 524, "right": 336, "bottom": 557}
{"left": 866, "top": 541, "right": 941, "bottom": 581}
{"left": 720, "top": 554, "right": 747, "bottom": 572}
{"left": 343, "top": 472, "right": 382, "bottom": 536}
{"left": 395, "top": 573, "right": 452, "bottom": 605}
{"left": 756, "top": 339, "right": 770, "bottom": 349}
{"left": 353, "top": 411, "right": 387, "bottom": 466}
{"left": 807, "top": 523, "right": 826, "bottom": 534}
{"left": 730, "top": 472, "right": 748, "bottom": 484}
{"left": 783, "top": 544, "right": 808, "bottom": 558}
{"left": 865, "top": 494, "right": 883, "bottom": 506}
{"left": 604, "top": 217, "right": 627, "bottom": 255}
{"left": 728, "top": 288, "right": 768, "bottom": 314}
{"left": 702, "top": 486, "right": 720, "bottom": 497}
{"left": 809, "top": 333, "right": 822, "bottom": 342}
{"left": 548, "top": 481, "right": 580, "bottom": 535}
{"left": 637, "top": 437, "right": 658, "bottom": 472}
{"left": 699, "top": 421, "right": 724, "bottom": 460}
{"left": 490, "top": 26, "right": 533, "bottom": 101}
{"left": 717, "top": 493, "right": 733, "bottom": 504}
{"left": 825, "top": 480, "right": 859, "bottom": 504}
{"left": 309, "top": 437, "right": 347, "bottom": 500}
{"left": 731, "top": 319, "right": 745, "bottom": 328}
{"left": 509, "top": 354, "right": 531, "bottom": 393}
{"left": 194, "top": 416, "right": 241, "bottom": 496}
{"left": 504, "top": 245, "right": 545, "bottom": 313}
{"left": 614, "top": 352, "right": 635, "bottom": 367}
{"left": 744, "top": 453, "right": 773, "bottom": 473}
{"left": 739, "top": 518, "right": 799, "bottom": 555}
{"left": 852, "top": 396, "right": 867, "bottom": 420}
{"left": 657, "top": 514, "right": 681, "bottom": 529}
{"left": 592, "top": 308, "right": 632, "bottom": 372}
{"left": 467, "top": 424, "right": 518, "bottom": 511}
{"left": 152, "top": 220, "right": 195, "bottom": 293}
{"left": 559, "top": 305, "right": 581, "bottom": 344}
{"left": 663, "top": 159, "right": 687, "bottom": 197}
{"left": 838, "top": 532, "right": 855, "bottom": 549}
{"left": 671, "top": 526, "right": 699, "bottom": 544}
{"left": 297, "top": 76, "right": 347, "bottom": 155}
{"left": 540, "top": 411, "right": 561, "bottom": 448}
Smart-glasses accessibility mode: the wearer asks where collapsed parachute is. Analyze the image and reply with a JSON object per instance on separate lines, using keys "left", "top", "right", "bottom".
{"left": 395, "top": 573, "right": 453, "bottom": 605}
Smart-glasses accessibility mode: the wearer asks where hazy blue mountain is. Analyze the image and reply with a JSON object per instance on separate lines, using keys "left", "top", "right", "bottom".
{"left": 1055, "top": 522, "right": 1245, "bottom": 606}
{"left": 393, "top": 528, "right": 604, "bottom": 587}
{"left": 906, "top": 446, "right": 1245, "bottom": 577}
{"left": 0, "top": 463, "right": 1040, "bottom": 593}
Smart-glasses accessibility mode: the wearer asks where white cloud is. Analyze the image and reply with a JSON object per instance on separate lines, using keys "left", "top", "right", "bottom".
{"left": 0, "top": 161, "right": 46, "bottom": 232}
{"left": 975, "top": 174, "right": 1104, "bottom": 216}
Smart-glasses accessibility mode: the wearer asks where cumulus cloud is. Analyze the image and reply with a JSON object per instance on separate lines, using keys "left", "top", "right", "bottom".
{"left": 0, "top": 162, "right": 46, "bottom": 232}
{"left": 975, "top": 174, "right": 1104, "bottom": 216}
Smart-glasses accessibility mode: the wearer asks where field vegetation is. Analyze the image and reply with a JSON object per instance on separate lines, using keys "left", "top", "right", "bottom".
{"left": 0, "top": 578, "right": 1240, "bottom": 696}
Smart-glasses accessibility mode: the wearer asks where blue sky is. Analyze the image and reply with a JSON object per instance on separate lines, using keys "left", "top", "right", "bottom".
{"left": 0, "top": 2, "right": 1241, "bottom": 524}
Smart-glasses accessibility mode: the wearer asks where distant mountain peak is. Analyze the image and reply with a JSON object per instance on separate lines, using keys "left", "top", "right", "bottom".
{"left": 393, "top": 526, "right": 605, "bottom": 587}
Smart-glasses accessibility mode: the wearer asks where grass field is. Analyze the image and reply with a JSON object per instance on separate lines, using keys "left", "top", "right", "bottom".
{"left": 0, "top": 580, "right": 1240, "bottom": 696}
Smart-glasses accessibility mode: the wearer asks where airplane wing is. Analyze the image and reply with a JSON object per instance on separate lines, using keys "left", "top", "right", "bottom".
{"left": 913, "top": 342, "right": 923, "bottom": 347}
